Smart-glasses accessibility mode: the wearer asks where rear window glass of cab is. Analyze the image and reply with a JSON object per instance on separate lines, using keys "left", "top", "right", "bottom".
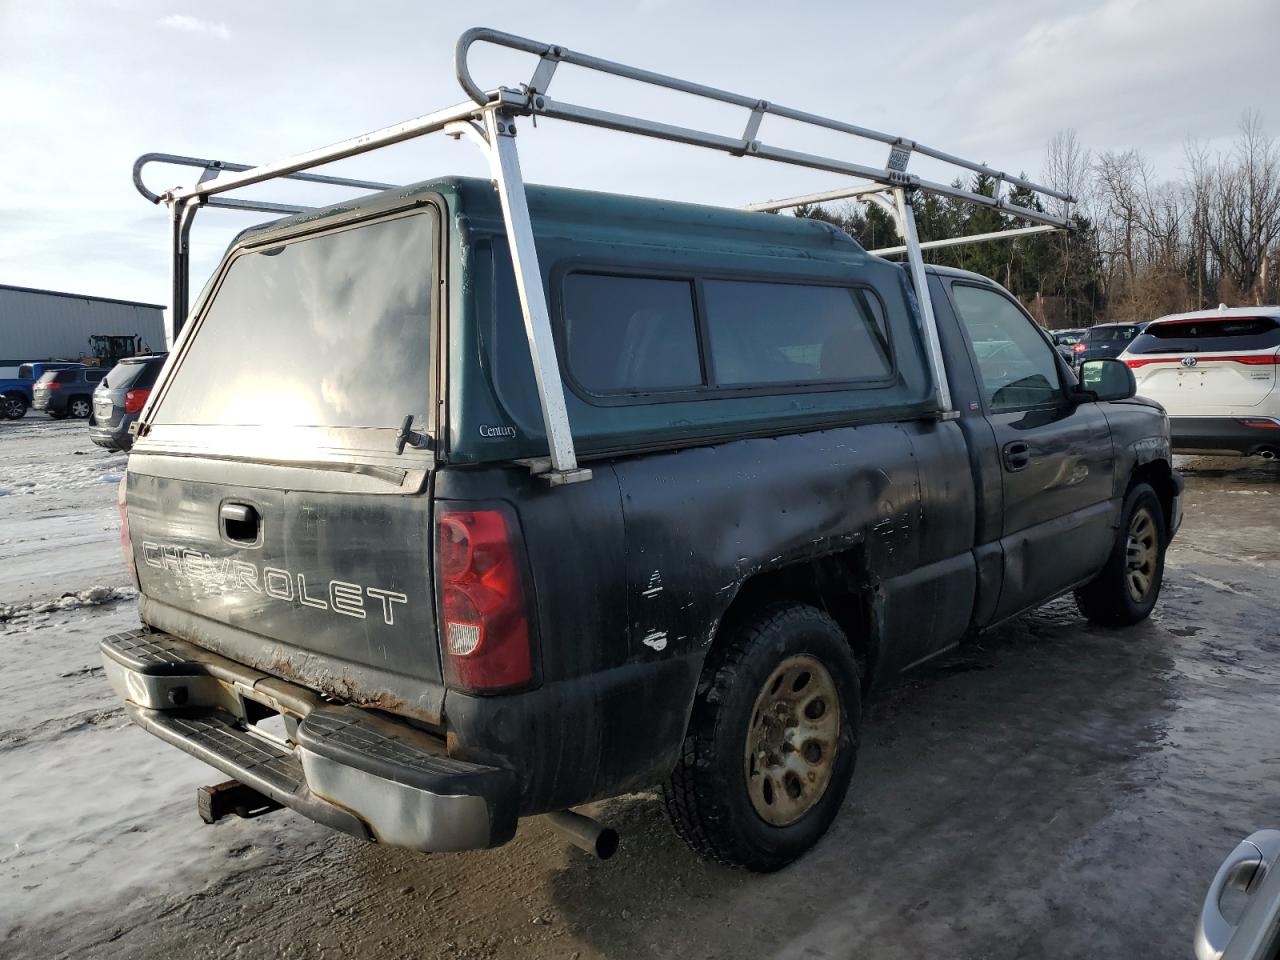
{"left": 560, "top": 272, "right": 893, "bottom": 397}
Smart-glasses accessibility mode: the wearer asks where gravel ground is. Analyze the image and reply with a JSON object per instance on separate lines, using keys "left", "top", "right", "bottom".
{"left": 1, "top": 416, "right": 1278, "bottom": 959}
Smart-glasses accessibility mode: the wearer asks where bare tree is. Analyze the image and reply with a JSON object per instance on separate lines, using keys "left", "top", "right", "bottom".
{"left": 1204, "top": 113, "right": 1280, "bottom": 304}
{"left": 1044, "top": 128, "right": 1092, "bottom": 219}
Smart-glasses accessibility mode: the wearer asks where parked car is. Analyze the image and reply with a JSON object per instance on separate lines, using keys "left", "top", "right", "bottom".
{"left": 1120, "top": 308, "right": 1280, "bottom": 458}
{"left": 1051, "top": 328, "right": 1086, "bottom": 363}
{"left": 0, "top": 361, "right": 85, "bottom": 419}
{"left": 89, "top": 353, "right": 168, "bottom": 451}
{"left": 1196, "top": 830, "right": 1280, "bottom": 960}
{"left": 1071, "top": 321, "right": 1150, "bottom": 369}
{"left": 31, "top": 365, "right": 107, "bottom": 419}
{"left": 101, "top": 176, "right": 1183, "bottom": 872}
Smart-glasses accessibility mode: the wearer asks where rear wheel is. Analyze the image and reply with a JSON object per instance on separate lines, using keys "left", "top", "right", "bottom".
{"left": 1, "top": 393, "right": 26, "bottom": 420}
{"left": 1075, "top": 482, "right": 1167, "bottom": 626}
{"left": 662, "top": 603, "right": 860, "bottom": 872}
{"left": 68, "top": 398, "right": 92, "bottom": 419}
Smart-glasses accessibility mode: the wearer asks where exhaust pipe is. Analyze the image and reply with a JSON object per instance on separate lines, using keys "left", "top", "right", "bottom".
{"left": 545, "top": 809, "right": 619, "bottom": 860}
{"left": 1258, "top": 448, "right": 1278, "bottom": 461}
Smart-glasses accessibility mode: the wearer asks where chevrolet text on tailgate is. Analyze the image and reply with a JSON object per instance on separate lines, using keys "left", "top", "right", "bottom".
{"left": 106, "top": 27, "right": 1182, "bottom": 871}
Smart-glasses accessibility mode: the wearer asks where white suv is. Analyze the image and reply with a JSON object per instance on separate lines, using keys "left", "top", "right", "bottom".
{"left": 1119, "top": 306, "right": 1280, "bottom": 458}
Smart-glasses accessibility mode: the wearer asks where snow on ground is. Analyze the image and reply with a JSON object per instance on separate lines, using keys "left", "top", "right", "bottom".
{"left": 0, "top": 417, "right": 128, "bottom": 606}
{"left": 0, "top": 418, "right": 326, "bottom": 944}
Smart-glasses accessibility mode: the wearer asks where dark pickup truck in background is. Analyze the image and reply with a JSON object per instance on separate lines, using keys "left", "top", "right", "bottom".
{"left": 103, "top": 176, "right": 1182, "bottom": 871}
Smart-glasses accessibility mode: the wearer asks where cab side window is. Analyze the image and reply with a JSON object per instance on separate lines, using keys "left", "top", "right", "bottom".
{"left": 951, "top": 285, "right": 1062, "bottom": 412}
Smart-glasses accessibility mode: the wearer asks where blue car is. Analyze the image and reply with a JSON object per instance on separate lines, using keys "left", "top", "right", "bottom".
{"left": 0, "top": 361, "right": 86, "bottom": 420}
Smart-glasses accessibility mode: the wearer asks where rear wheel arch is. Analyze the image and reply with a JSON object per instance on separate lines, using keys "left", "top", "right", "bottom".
{"left": 712, "top": 551, "right": 879, "bottom": 696}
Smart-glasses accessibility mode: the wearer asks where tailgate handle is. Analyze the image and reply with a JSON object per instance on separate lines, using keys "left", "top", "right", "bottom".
{"left": 221, "top": 502, "right": 260, "bottom": 543}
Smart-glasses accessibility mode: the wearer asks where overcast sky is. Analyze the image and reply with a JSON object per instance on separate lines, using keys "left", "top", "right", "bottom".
{"left": 2, "top": 0, "right": 1276, "bottom": 307}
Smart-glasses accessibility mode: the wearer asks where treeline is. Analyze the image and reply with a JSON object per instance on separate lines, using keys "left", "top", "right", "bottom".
{"left": 793, "top": 115, "right": 1280, "bottom": 328}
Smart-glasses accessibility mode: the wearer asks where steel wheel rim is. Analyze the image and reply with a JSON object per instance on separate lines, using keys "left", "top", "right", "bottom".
{"left": 71, "top": 400, "right": 90, "bottom": 418}
{"left": 744, "top": 654, "right": 840, "bottom": 827}
{"left": 1125, "top": 506, "right": 1158, "bottom": 603}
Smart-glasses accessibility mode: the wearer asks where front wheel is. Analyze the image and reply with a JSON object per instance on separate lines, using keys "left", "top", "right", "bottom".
{"left": 662, "top": 603, "right": 861, "bottom": 872}
{"left": 68, "top": 398, "right": 92, "bottom": 419}
{"left": 1076, "top": 482, "right": 1167, "bottom": 627}
{"left": 1, "top": 394, "right": 26, "bottom": 420}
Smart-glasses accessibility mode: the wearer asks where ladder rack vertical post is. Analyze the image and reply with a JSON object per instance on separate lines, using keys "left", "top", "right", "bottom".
{"left": 168, "top": 198, "right": 197, "bottom": 348}
{"left": 480, "top": 108, "right": 590, "bottom": 484}
{"left": 893, "top": 187, "right": 954, "bottom": 417}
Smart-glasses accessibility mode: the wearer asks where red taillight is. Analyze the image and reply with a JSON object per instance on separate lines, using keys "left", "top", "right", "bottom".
{"left": 1223, "top": 354, "right": 1280, "bottom": 365}
{"left": 1238, "top": 417, "right": 1280, "bottom": 429}
{"left": 1126, "top": 354, "right": 1279, "bottom": 368}
{"left": 44, "top": 381, "right": 61, "bottom": 389}
{"left": 436, "top": 508, "right": 533, "bottom": 692}
{"left": 118, "top": 477, "right": 138, "bottom": 588}
{"left": 124, "top": 388, "right": 150, "bottom": 414}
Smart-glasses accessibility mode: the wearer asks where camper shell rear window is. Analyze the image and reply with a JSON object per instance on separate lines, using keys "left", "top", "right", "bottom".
{"left": 152, "top": 210, "right": 436, "bottom": 431}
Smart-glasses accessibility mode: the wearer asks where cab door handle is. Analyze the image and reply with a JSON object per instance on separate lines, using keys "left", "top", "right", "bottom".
{"left": 1002, "top": 441, "right": 1031, "bottom": 472}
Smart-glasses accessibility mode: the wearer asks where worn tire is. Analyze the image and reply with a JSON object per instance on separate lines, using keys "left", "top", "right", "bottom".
{"left": 1075, "top": 481, "right": 1167, "bottom": 627}
{"left": 662, "top": 603, "right": 861, "bottom": 872}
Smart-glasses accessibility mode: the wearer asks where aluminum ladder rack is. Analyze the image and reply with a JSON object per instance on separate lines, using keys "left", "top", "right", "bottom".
{"left": 134, "top": 25, "right": 1076, "bottom": 486}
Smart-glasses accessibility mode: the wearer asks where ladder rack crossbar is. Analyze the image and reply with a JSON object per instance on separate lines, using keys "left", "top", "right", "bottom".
{"left": 133, "top": 152, "right": 400, "bottom": 207}
{"left": 160, "top": 98, "right": 489, "bottom": 203}
{"left": 528, "top": 95, "right": 1069, "bottom": 229}
{"left": 870, "top": 224, "right": 1061, "bottom": 256}
{"left": 455, "top": 27, "right": 1073, "bottom": 205}
{"left": 746, "top": 184, "right": 896, "bottom": 213}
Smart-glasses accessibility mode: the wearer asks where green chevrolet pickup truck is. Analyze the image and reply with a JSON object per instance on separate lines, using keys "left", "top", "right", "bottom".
{"left": 103, "top": 28, "right": 1182, "bottom": 873}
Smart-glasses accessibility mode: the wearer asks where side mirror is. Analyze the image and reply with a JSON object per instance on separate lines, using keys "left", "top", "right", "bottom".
{"left": 1078, "top": 358, "right": 1136, "bottom": 402}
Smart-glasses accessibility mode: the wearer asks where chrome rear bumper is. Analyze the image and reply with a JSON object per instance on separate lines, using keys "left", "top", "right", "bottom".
{"left": 101, "top": 629, "right": 517, "bottom": 852}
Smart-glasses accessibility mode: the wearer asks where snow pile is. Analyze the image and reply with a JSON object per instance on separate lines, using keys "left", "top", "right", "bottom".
{"left": 0, "top": 585, "right": 136, "bottom": 623}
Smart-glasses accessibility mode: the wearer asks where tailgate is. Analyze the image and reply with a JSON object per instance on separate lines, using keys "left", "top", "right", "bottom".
{"left": 124, "top": 204, "right": 443, "bottom": 722}
{"left": 127, "top": 461, "right": 442, "bottom": 722}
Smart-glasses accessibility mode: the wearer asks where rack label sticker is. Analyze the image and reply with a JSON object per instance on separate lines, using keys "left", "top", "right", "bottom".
{"left": 887, "top": 146, "right": 912, "bottom": 173}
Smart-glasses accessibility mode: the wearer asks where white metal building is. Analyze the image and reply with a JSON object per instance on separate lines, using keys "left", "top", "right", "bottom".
{"left": 0, "top": 283, "right": 166, "bottom": 369}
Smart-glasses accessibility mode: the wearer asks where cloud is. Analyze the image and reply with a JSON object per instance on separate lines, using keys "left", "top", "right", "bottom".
{"left": 157, "top": 14, "right": 230, "bottom": 40}
{"left": 950, "top": 0, "right": 1278, "bottom": 154}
